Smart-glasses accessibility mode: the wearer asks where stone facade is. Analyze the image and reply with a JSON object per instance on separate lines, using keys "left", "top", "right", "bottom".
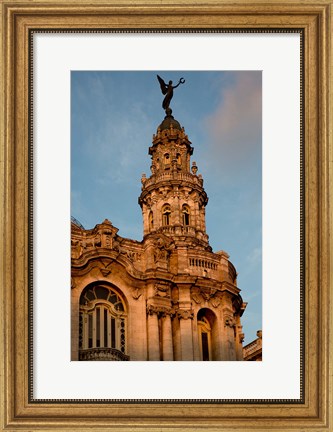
{"left": 243, "top": 330, "right": 262, "bottom": 361}
{"left": 71, "top": 109, "right": 247, "bottom": 361}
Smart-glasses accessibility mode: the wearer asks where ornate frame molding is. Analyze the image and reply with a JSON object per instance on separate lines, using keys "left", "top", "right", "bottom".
{"left": 1, "top": 1, "right": 332, "bottom": 430}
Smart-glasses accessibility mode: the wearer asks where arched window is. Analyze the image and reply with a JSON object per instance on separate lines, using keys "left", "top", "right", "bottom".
{"left": 197, "top": 309, "right": 217, "bottom": 361}
{"left": 176, "top": 153, "right": 181, "bottom": 164}
{"left": 162, "top": 204, "right": 171, "bottom": 226}
{"left": 149, "top": 211, "right": 154, "bottom": 230}
{"left": 79, "top": 285, "right": 128, "bottom": 361}
{"left": 164, "top": 153, "right": 170, "bottom": 167}
{"left": 182, "top": 205, "right": 190, "bottom": 226}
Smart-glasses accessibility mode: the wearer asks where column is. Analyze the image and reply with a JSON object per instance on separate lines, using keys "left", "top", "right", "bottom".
{"left": 224, "top": 317, "right": 237, "bottom": 361}
{"left": 194, "top": 200, "right": 200, "bottom": 231}
{"left": 235, "top": 318, "right": 245, "bottom": 360}
{"left": 178, "top": 310, "right": 194, "bottom": 360}
{"left": 142, "top": 205, "right": 148, "bottom": 236}
{"left": 147, "top": 306, "right": 160, "bottom": 361}
{"left": 192, "top": 318, "right": 201, "bottom": 361}
{"left": 172, "top": 316, "right": 181, "bottom": 360}
{"left": 162, "top": 314, "right": 174, "bottom": 361}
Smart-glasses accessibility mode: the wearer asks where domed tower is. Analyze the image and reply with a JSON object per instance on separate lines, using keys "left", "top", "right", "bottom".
{"left": 136, "top": 79, "right": 247, "bottom": 361}
{"left": 139, "top": 107, "right": 209, "bottom": 249}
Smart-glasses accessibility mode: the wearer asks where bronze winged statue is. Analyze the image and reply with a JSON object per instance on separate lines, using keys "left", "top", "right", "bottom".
{"left": 157, "top": 75, "right": 185, "bottom": 112}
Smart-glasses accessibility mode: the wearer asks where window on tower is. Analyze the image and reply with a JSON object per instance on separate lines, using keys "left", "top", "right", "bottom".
{"left": 149, "top": 211, "right": 154, "bottom": 230}
{"left": 162, "top": 204, "right": 171, "bottom": 226}
{"left": 182, "top": 204, "right": 190, "bottom": 226}
{"left": 164, "top": 153, "right": 170, "bottom": 168}
{"left": 176, "top": 153, "right": 181, "bottom": 164}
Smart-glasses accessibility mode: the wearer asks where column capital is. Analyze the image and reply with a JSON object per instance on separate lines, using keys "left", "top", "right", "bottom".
{"left": 146, "top": 304, "right": 175, "bottom": 317}
{"left": 177, "top": 309, "right": 194, "bottom": 320}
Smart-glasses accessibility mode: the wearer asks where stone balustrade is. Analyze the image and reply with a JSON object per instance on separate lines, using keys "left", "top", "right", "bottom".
{"left": 158, "top": 225, "right": 196, "bottom": 236}
{"left": 243, "top": 335, "right": 262, "bottom": 361}
{"left": 142, "top": 171, "right": 203, "bottom": 189}
{"left": 189, "top": 257, "right": 218, "bottom": 271}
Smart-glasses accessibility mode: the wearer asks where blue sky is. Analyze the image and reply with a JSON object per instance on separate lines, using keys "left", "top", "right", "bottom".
{"left": 71, "top": 71, "right": 262, "bottom": 345}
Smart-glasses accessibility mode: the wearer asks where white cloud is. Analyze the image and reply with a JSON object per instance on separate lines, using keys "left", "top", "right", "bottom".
{"left": 204, "top": 71, "right": 262, "bottom": 172}
{"left": 247, "top": 246, "right": 262, "bottom": 266}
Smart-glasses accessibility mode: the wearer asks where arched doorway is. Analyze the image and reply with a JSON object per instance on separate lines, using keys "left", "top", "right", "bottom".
{"left": 197, "top": 308, "right": 217, "bottom": 361}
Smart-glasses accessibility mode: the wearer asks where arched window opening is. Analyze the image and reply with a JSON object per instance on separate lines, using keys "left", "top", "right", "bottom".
{"left": 164, "top": 153, "right": 170, "bottom": 167}
{"left": 197, "top": 309, "right": 217, "bottom": 361}
{"left": 162, "top": 204, "right": 171, "bottom": 226}
{"left": 79, "top": 285, "right": 128, "bottom": 361}
{"left": 182, "top": 205, "right": 190, "bottom": 226}
{"left": 176, "top": 153, "right": 181, "bottom": 164}
{"left": 149, "top": 211, "right": 154, "bottom": 230}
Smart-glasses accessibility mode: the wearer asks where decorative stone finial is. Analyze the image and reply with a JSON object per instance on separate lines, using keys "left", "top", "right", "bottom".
{"left": 191, "top": 161, "right": 198, "bottom": 175}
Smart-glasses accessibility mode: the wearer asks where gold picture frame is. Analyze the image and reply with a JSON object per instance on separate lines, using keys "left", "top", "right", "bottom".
{"left": 1, "top": 0, "right": 332, "bottom": 430}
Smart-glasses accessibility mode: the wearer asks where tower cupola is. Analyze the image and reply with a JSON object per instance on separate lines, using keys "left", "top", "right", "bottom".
{"left": 138, "top": 76, "right": 209, "bottom": 248}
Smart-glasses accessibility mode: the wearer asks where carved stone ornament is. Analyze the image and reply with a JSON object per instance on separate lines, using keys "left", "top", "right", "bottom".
{"left": 177, "top": 309, "right": 194, "bottom": 320}
{"left": 81, "top": 234, "right": 101, "bottom": 249}
{"left": 210, "top": 297, "right": 221, "bottom": 308}
{"left": 200, "top": 287, "right": 217, "bottom": 301}
{"left": 191, "top": 293, "right": 202, "bottom": 305}
{"left": 224, "top": 316, "right": 236, "bottom": 328}
{"left": 100, "top": 268, "right": 111, "bottom": 277}
{"left": 146, "top": 304, "right": 174, "bottom": 317}
{"left": 239, "top": 333, "right": 245, "bottom": 343}
{"left": 154, "top": 282, "right": 170, "bottom": 298}
{"left": 105, "top": 235, "right": 111, "bottom": 248}
{"left": 132, "top": 288, "right": 142, "bottom": 300}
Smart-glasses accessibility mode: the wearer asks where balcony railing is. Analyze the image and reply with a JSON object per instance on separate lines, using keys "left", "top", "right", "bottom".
{"left": 243, "top": 338, "right": 262, "bottom": 360}
{"left": 158, "top": 225, "right": 196, "bottom": 236}
{"left": 79, "top": 347, "right": 130, "bottom": 361}
{"left": 143, "top": 171, "right": 202, "bottom": 189}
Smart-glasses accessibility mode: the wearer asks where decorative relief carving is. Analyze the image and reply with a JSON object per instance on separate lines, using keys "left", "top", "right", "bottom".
{"left": 224, "top": 316, "right": 236, "bottom": 328}
{"left": 153, "top": 236, "right": 174, "bottom": 266}
{"left": 71, "top": 240, "right": 82, "bottom": 259}
{"left": 153, "top": 247, "right": 169, "bottom": 264}
{"left": 154, "top": 281, "right": 171, "bottom": 298}
{"left": 113, "top": 241, "right": 141, "bottom": 262}
{"left": 105, "top": 235, "right": 111, "bottom": 248}
{"left": 100, "top": 268, "right": 111, "bottom": 277}
{"left": 177, "top": 309, "right": 194, "bottom": 320}
{"left": 132, "top": 288, "right": 142, "bottom": 300}
{"left": 191, "top": 293, "right": 202, "bottom": 305}
{"left": 81, "top": 234, "right": 101, "bottom": 249}
{"left": 146, "top": 304, "right": 174, "bottom": 317}
{"left": 191, "top": 286, "right": 222, "bottom": 308}
{"left": 210, "top": 297, "right": 221, "bottom": 308}
{"left": 239, "top": 333, "right": 245, "bottom": 343}
{"left": 200, "top": 287, "right": 217, "bottom": 301}
{"left": 71, "top": 233, "right": 103, "bottom": 258}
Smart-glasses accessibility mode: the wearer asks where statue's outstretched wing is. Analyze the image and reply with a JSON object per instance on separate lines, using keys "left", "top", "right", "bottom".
{"left": 157, "top": 75, "right": 168, "bottom": 95}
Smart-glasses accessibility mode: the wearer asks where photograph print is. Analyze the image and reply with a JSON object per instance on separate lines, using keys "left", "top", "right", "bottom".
{"left": 70, "top": 71, "right": 262, "bottom": 361}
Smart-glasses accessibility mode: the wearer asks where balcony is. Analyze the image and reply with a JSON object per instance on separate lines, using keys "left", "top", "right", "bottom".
{"left": 142, "top": 171, "right": 203, "bottom": 189}
{"left": 159, "top": 225, "right": 196, "bottom": 236}
{"left": 243, "top": 332, "right": 262, "bottom": 361}
{"left": 79, "top": 347, "right": 130, "bottom": 361}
